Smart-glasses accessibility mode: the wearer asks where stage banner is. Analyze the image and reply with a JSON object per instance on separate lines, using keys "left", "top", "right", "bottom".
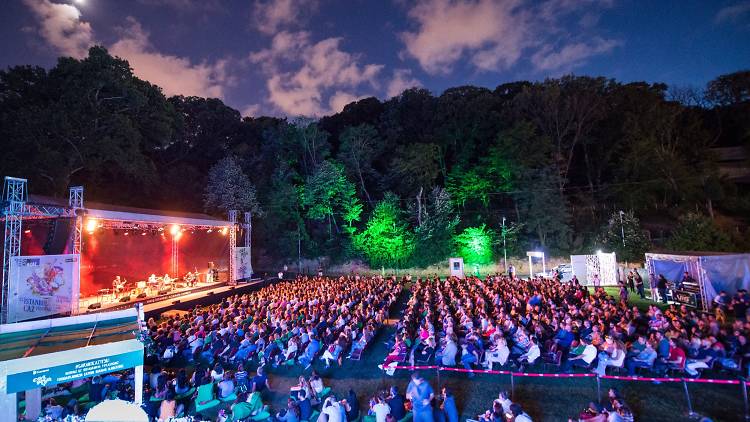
{"left": 233, "top": 247, "right": 253, "bottom": 281}
{"left": 8, "top": 254, "right": 80, "bottom": 323}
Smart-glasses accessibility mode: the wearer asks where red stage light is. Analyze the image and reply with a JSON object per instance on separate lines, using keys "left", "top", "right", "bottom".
{"left": 24, "top": 229, "right": 31, "bottom": 234}
{"left": 124, "top": 231, "right": 129, "bottom": 236}
{"left": 86, "top": 218, "right": 98, "bottom": 233}
{"left": 170, "top": 224, "right": 180, "bottom": 236}
{"left": 221, "top": 227, "right": 228, "bottom": 235}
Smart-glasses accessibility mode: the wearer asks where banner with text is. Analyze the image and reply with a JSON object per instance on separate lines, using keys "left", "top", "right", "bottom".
{"left": 9, "top": 254, "right": 80, "bottom": 323}
{"left": 5, "top": 349, "right": 143, "bottom": 393}
{"left": 233, "top": 247, "right": 253, "bottom": 281}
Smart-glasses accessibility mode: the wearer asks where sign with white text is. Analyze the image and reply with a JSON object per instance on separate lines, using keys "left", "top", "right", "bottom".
{"left": 9, "top": 254, "right": 80, "bottom": 322}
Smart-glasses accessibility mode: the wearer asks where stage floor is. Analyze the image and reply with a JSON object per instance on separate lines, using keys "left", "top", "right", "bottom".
{"left": 78, "top": 279, "right": 263, "bottom": 314}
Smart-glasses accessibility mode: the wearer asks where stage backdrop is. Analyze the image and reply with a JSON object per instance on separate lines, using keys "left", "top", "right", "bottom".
{"left": 80, "top": 230, "right": 229, "bottom": 296}
{"left": 8, "top": 254, "right": 80, "bottom": 322}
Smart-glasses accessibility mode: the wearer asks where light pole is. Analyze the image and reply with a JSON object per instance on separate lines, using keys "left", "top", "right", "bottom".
{"left": 502, "top": 216, "right": 508, "bottom": 272}
{"left": 619, "top": 210, "right": 626, "bottom": 247}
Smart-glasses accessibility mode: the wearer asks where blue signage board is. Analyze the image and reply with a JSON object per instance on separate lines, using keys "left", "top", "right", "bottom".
{"left": 6, "top": 349, "right": 143, "bottom": 393}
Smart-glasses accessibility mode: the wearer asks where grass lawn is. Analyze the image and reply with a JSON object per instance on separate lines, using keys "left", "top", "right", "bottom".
{"left": 170, "top": 285, "right": 745, "bottom": 422}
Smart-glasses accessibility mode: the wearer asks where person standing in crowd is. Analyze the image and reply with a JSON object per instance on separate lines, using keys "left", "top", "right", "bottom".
{"left": 371, "top": 394, "right": 391, "bottom": 422}
{"left": 387, "top": 386, "right": 407, "bottom": 421}
{"left": 508, "top": 264, "right": 515, "bottom": 279}
{"left": 441, "top": 388, "right": 459, "bottom": 422}
{"left": 634, "top": 271, "right": 645, "bottom": 299}
{"left": 657, "top": 274, "right": 669, "bottom": 304}
{"left": 406, "top": 372, "right": 435, "bottom": 422}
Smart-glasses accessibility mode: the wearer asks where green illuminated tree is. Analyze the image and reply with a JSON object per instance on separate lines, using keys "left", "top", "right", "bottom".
{"left": 354, "top": 192, "right": 414, "bottom": 268}
{"left": 301, "top": 160, "right": 361, "bottom": 236}
{"left": 454, "top": 225, "right": 495, "bottom": 265}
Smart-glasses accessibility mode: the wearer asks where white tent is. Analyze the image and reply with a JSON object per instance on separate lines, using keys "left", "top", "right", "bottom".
{"left": 571, "top": 252, "right": 618, "bottom": 286}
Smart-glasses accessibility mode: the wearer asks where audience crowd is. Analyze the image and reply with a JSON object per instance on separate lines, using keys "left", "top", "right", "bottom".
{"left": 386, "top": 275, "right": 749, "bottom": 381}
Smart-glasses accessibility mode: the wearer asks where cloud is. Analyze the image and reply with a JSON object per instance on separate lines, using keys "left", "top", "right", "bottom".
{"left": 241, "top": 104, "right": 262, "bottom": 117}
{"left": 136, "top": 0, "right": 223, "bottom": 12}
{"left": 251, "top": 31, "right": 384, "bottom": 116}
{"left": 22, "top": 0, "right": 95, "bottom": 59}
{"left": 400, "top": 0, "right": 619, "bottom": 75}
{"left": 253, "top": 0, "right": 319, "bottom": 35}
{"left": 401, "top": 0, "right": 529, "bottom": 74}
{"left": 110, "top": 17, "right": 233, "bottom": 98}
{"left": 715, "top": 1, "right": 750, "bottom": 24}
{"left": 531, "top": 38, "right": 620, "bottom": 72}
{"left": 387, "top": 68, "right": 422, "bottom": 98}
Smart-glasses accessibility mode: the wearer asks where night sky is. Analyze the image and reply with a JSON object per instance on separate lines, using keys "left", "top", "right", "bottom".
{"left": 2, "top": 0, "right": 749, "bottom": 117}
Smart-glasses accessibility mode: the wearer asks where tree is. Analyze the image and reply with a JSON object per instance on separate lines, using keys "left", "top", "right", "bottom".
{"left": 411, "top": 187, "right": 460, "bottom": 267}
{"left": 666, "top": 212, "right": 734, "bottom": 252}
{"left": 204, "top": 156, "right": 262, "bottom": 215}
{"left": 514, "top": 168, "right": 571, "bottom": 252}
{"left": 0, "top": 46, "right": 175, "bottom": 201}
{"left": 514, "top": 76, "right": 610, "bottom": 195}
{"left": 354, "top": 193, "right": 414, "bottom": 269}
{"left": 338, "top": 124, "right": 381, "bottom": 207}
{"left": 454, "top": 225, "right": 495, "bottom": 265}
{"left": 300, "top": 160, "right": 361, "bottom": 236}
{"left": 596, "top": 211, "right": 651, "bottom": 262}
{"left": 706, "top": 70, "right": 750, "bottom": 106}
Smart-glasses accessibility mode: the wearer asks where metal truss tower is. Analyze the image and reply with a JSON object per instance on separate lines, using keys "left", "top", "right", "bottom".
{"left": 2, "top": 177, "right": 27, "bottom": 324}
{"left": 228, "top": 210, "right": 238, "bottom": 284}
{"left": 68, "top": 186, "right": 83, "bottom": 254}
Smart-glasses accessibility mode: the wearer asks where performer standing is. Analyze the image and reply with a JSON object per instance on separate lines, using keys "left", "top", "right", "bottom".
{"left": 112, "top": 276, "right": 126, "bottom": 298}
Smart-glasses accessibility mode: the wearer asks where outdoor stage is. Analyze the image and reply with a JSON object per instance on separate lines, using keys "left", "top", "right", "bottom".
{"left": 1, "top": 177, "right": 256, "bottom": 324}
{"left": 78, "top": 277, "right": 265, "bottom": 315}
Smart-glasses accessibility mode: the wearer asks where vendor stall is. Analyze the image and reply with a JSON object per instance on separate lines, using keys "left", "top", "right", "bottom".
{"left": 0, "top": 306, "right": 144, "bottom": 421}
{"left": 645, "top": 252, "right": 750, "bottom": 310}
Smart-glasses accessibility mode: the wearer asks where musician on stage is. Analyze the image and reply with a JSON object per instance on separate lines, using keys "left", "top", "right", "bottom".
{"left": 162, "top": 274, "right": 172, "bottom": 291}
{"left": 185, "top": 271, "right": 195, "bottom": 287}
{"left": 112, "top": 276, "right": 126, "bottom": 298}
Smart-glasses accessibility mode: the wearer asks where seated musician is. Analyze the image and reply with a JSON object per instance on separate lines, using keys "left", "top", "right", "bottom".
{"left": 185, "top": 271, "right": 195, "bottom": 287}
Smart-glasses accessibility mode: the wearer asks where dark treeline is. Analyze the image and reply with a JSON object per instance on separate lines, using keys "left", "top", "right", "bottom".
{"left": 2, "top": 47, "right": 749, "bottom": 268}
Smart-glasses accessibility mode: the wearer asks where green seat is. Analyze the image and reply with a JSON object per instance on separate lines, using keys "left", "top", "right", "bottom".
{"left": 175, "top": 387, "right": 196, "bottom": 401}
{"left": 194, "top": 383, "right": 220, "bottom": 414}
{"left": 220, "top": 392, "right": 238, "bottom": 403}
{"left": 77, "top": 393, "right": 90, "bottom": 403}
{"left": 398, "top": 412, "right": 413, "bottom": 422}
{"left": 149, "top": 395, "right": 165, "bottom": 402}
{"left": 363, "top": 415, "right": 376, "bottom": 422}
{"left": 317, "top": 387, "right": 332, "bottom": 400}
{"left": 70, "top": 383, "right": 89, "bottom": 396}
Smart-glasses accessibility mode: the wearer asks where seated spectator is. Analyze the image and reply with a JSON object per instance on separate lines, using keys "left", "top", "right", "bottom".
{"left": 483, "top": 334, "right": 510, "bottom": 369}
{"left": 371, "top": 394, "right": 391, "bottom": 422}
{"left": 218, "top": 371, "right": 236, "bottom": 399}
{"left": 562, "top": 338, "right": 597, "bottom": 373}
{"left": 277, "top": 399, "right": 301, "bottom": 422}
{"left": 510, "top": 403, "right": 533, "bottom": 422}
{"left": 625, "top": 341, "right": 657, "bottom": 376}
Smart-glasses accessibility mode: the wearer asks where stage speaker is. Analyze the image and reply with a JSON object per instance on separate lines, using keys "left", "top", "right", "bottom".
{"left": 88, "top": 302, "right": 102, "bottom": 309}
{"left": 136, "top": 293, "right": 147, "bottom": 298}
{"left": 43, "top": 218, "right": 74, "bottom": 255}
{"left": 158, "top": 289, "right": 171, "bottom": 295}
{"left": 119, "top": 296, "right": 131, "bottom": 302}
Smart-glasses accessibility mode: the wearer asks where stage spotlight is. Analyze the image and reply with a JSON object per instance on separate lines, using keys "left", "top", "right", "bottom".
{"left": 141, "top": 232, "right": 147, "bottom": 236}
{"left": 221, "top": 227, "right": 228, "bottom": 235}
{"left": 124, "top": 231, "right": 129, "bottom": 236}
{"left": 207, "top": 229, "right": 213, "bottom": 233}
{"left": 158, "top": 227, "right": 164, "bottom": 232}
{"left": 170, "top": 224, "right": 180, "bottom": 236}
{"left": 86, "top": 218, "right": 98, "bottom": 233}
{"left": 24, "top": 229, "right": 31, "bottom": 234}
{"left": 175, "top": 232, "right": 183, "bottom": 240}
